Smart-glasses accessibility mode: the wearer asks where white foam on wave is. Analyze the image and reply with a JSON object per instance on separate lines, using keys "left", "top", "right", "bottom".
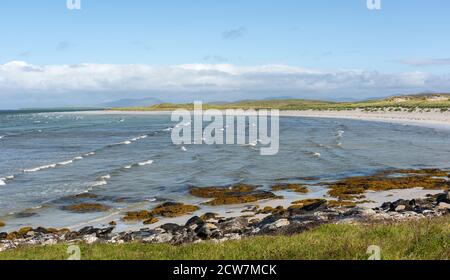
{"left": 131, "top": 135, "right": 148, "bottom": 141}
{"left": 100, "top": 174, "right": 111, "bottom": 180}
{"left": 163, "top": 127, "right": 173, "bottom": 132}
{"left": 138, "top": 160, "right": 154, "bottom": 166}
{"left": 120, "top": 140, "right": 132, "bottom": 145}
{"left": 181, "top": 146, "right": 187, "bottom": 152}
{"left": 337, "top": 130, "right": 345, "bottom": 138}
{"left": 24, "top": 163, "right": 57, "bottom": 173}
{"left": 58, "top": 160, "right": 74, "bottom": 166}
{"left": 0, "top": 136, "right": 4, "bottom": 140}
{"left": 0, "top": 179, "right": 6, "bottom": 186}
{"left": 313, "top": 152, "right": 321, "bottom": 158}
{"left": 90, "top": 180, "right": 107, "bottom": 187}
{"left": 124, "top": 165, "right": 133, "bottom": 169}
{"left": 21, "top": 152, "right": 91, "bottom": 173}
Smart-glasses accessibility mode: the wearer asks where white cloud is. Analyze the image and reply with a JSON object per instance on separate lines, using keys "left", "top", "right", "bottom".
{"left": 396, "top": 58, "right": 450, "bottom": 67}
{"left": 0, "top": 61, "right": 449, "bottom": 108}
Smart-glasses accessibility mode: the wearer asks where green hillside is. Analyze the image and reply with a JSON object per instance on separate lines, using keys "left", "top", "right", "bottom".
{"left": 114, "top": 93, "right": 450, "bottom": 112}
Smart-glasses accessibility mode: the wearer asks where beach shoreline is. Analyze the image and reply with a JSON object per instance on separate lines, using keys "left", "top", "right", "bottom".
{"left": 73, "top": 109, "right": 450, "bottom": 129}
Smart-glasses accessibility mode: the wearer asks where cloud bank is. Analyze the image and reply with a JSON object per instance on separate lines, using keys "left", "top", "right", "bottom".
{"left": 1, "top": 61, "right": 450, "bottom": 108}
{"left": 396, "top": 58, "right": 450, "bottom": 67}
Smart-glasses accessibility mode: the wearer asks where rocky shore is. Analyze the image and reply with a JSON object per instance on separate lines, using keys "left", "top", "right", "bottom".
{"left": 1, "top": 190, "right": 448, "bottom": 252}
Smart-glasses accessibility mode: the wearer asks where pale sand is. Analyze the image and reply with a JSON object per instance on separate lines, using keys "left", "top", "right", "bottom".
{"left": 279, "top": 109, "right": 450, "bottom": 130}
{"left": 74, "top": 109, "right": 450, "bottom": 129}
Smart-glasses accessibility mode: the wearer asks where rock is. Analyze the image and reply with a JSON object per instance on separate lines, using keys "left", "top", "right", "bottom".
{"left": 185, "top": 216, "right": 204, "bottom": 228}
{"left": 0, "top": 232, "right": 7, "bottom": 240}
{"left": 195, "top": 223, "right": 218, "bottom": 239}
{"left": 17, "top": 227, "right": 33, "bottom": 236}
{"left": 143, "top": 217, "right": 159, "bottom": 225}
{"left": 122, "top": 210, "right": 154, "bottom": 222}
{"left": 95, "top": 227, "right": 114, "bottom": 238}
{"left": 160, "top": 223, "right": 183, "bottom": 233}
{"left": 382, "top": 199, "right": 415, "bottom": 212}
{"left": 395, "top": 205, "right": 407, "bottom": 212}
{"left": 150, "top": 202, "right": 200, "bottom": 218}
{"left": 83, "top": 234, "right": 99, "bottom": 245}
{"left": 200, "top": 213, "right": 219, "bottom": 221}
{"left": 436, "top": 192, "right": 450, "bottom": 204}
{"left": 438, "top": 202, "right": 450, "bottom": 210}
{"left": 271, "top": 184, "right": 309, "bottom": 194}
{"left": 0, "top": 241, "right": 16, "bottom": 252}
{"left": 78, "top": 226, "right": 96, "bottom": 235}
{"left": 262, "top": 219, "right": 290, "bottom": 230}
{"left": 288, "top": 199, "right": 327, "bottom": 213}
{"left": 62, "top": 203, "right": 111, "bottom": 213}
{"left": 143, "top": 232, "right": 173, "bottom": 244}
{"left": 190, "top": 184, "right": 282, "bottom": 206}
{"left": 219, "top": 217, "right": 248, "bottom": 234}
{"left": 361, "top": 209, "right": 377, "bottom": 216}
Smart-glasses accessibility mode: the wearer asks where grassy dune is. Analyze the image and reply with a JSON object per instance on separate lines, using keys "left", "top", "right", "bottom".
{"left": 1, "top": 216, "right": 448, "bottom": 260}
{"left": 114, "top": 94, "right": 450, "bottom": 112}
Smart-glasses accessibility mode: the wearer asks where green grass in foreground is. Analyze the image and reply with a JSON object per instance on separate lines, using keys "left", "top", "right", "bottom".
{"left": 1, "top": 216, "right": 449, "bottom": 260}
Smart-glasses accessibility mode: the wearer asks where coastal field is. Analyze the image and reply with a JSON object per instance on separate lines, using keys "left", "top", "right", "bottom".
{"left": 113, "top": 94, "right": 450, "bottom": 112}
{"left": 1, "top": 216, "right": 448, "bottom": 260}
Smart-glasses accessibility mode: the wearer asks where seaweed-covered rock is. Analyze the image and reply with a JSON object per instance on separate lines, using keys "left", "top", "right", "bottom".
{"left": 256, "top": 206, "right": 286, "bottom": 215}
{"left": 0, "top": 221, "right": 5, "bottom": 228}
{"left": 190, "top": 184, "right": 282, "bottom": 206}
{"left": 122, "top": 210, "right": 153, "bottom": 222}
{"left": 151, "top": 202, "right": 199, "bottom": 218}
{"left": 62, "top": 203, "right": 111, "bottom": 213}
{"left": 190, "top": 184, "right": 256, "bottom": 198}
{"left": 271, "top": 184, "right": 309, "bottom": 194}
{"left": 327, "top": 200, "right": 357, "bottom": 208}
{"left": 327, "top": 169, "right": 450, "bottom": 200}
{"left": 143, "top": 217, "right": 159, "bottom": 225}
{"left": 288, "top": 199, "right": 327, "bottom": 213}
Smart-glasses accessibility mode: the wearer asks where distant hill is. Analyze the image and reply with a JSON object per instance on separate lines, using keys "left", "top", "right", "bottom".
{"left": 100, "top": 97, "right": 163, "bottom": 108}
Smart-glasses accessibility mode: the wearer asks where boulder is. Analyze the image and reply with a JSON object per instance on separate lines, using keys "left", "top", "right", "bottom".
{"left": 83, "top": 234, "right": 99, "bottom": 245}
{"left": 218, "top": 217, "right": 248, "bottom": 234}
{"left": 185, "top": 216, "right": 205, "bottom": 228}
{"left": 436, "top": 192, "right": 450, "bottom": 204}
{"left": 195, "top": 223, "right": 218, "bottom": 239}
{"left": 160, "top": 223, "right": 183, "bottom": 233}
{"left": 438, "top": 202, "right": 450, "bottom": 211}
{"left": 262, "top": 219, "right": 290, "bottom": 231}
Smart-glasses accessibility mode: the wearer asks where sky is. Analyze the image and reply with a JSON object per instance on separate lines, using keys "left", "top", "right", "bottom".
{"left": 1, "top": 0, "right": 450, "bottom": 109}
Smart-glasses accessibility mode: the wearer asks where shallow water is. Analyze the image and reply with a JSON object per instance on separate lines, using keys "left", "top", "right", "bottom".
{"left": 1, "top": 111, "right": 449, "bottom": 231}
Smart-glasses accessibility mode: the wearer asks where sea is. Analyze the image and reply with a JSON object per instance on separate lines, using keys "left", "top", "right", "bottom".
{"left": 1, "top": 110, "right": 449, "bottom": 231}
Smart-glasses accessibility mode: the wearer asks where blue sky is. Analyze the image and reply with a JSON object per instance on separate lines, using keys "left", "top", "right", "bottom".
{"left": 1, "top": 0, "right": 450, "bottom": 108}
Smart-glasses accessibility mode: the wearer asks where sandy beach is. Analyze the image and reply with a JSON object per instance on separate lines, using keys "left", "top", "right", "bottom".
{"left": 77, "top": 109, "right": 450, "bottom": 129}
